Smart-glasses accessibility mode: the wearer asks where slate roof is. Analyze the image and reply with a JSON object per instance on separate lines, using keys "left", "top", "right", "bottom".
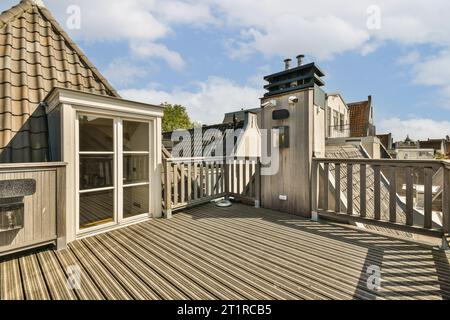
{"left": 0, "top": 0, "right": 119, "bottom": 163}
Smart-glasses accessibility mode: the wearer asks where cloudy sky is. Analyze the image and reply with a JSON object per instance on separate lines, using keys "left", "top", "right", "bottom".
{"left": 2, "top": 0, "right": 450, "bottom": 141}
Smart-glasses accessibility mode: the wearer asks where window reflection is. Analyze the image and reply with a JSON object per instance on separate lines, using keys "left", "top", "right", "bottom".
{"left": 79, "top": 116, "right": 114, "bottom": 152}
{"left": 123, "top": 155, "right": 149, "bottom": 185}
{"left": 123, "top": 185, "right": 149, "bottom": 218}
{"left": 80, "top": 155, "right": 114, "bottom": 190}
{"left": 123, "top": 121, "right": 149, "bottom": 152}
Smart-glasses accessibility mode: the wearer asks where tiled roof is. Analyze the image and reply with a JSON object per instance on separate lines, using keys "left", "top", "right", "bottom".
{"left": 0, "top": 0, "right": 119, "bottom": 163}
{"left": 376, "top": 134, "right": 391, "bottom": 149}
{"left": 347, "top": 100, "right": 370, "bottom": 137}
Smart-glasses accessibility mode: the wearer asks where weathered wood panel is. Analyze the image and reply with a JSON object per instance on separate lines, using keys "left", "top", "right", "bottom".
{"left": 0, "top": 163, "right": 66, "bottom": 255}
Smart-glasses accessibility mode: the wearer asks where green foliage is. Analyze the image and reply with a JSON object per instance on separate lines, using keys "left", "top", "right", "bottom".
{"left": 161, "top": 103, "right": 194, "bottom": 132}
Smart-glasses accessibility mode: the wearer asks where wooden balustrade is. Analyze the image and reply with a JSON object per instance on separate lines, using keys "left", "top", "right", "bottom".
{"left": 163, "top": 156, "right": 260, "bottom": 216}
{"left": 312, "top": 158, "right": 450, "bottom": 239}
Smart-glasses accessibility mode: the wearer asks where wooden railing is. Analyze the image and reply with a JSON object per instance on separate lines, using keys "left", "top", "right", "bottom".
{"left": 312, "top": 158, "right": 450, "bottom": 239}
{"left": 162, "top": 156, "right": 260, "bottom": 217}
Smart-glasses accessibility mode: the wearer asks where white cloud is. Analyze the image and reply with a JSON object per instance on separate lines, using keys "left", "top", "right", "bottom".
{"left": 396, "top": 51, "right": 421, "bottom": 65}
{"left": 15, "top": 0, "right": 447, "bottom": 73}
{"left": 103, "top": 59, "right": 148, "bottom": 87}
{"left": 130, "top": 41, "right": 185, "bottom": 70}
{"left": 378, "top": 118, "right": 450, "bottom": 141}
{"left": 212, "top": 0, "right": 450, "bottom": 60}
{"left": 412, "top": 50, "right": 450, "bottom": 88}
{"left": 121, "top": 77, "right": 263, "bottom": 124}
{"left": 41, "top": 0, "right": 217, "bottom": 70}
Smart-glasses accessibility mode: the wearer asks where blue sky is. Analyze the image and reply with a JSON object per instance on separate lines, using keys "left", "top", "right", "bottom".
{"left": 3, "top": 0, "right": 450, "bottom": 141}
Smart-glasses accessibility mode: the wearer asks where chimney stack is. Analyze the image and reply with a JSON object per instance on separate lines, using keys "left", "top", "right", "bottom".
{"left": 296, "top": 54, "right": 305, "bottom": 66}
{"left": 284, "top": 58, "right": 292, "bottom": 70}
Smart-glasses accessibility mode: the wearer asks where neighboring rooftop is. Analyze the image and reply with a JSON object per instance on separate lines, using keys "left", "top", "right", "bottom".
{"left": 263, "top": 55, "right": 325, "bottom": 98}
{"left": 0, "top": 0, "right": 118, "bottom": 163}
{"left": 347, "top": 96, "right": 374, "bottom": 137}
{"left": 223, "top": 108, "right": 261, "bottom": 124}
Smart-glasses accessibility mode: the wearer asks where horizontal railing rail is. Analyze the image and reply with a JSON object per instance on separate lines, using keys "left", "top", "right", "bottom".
{"left": 312, "top": 158, "right": 450, "bottom": 241}
{"left": 162, "top": 156, "right": 261, "bottom": 217}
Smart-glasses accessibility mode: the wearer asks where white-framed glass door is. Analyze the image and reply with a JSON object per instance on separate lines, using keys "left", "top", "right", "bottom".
{"left": 76, "top": 114, "right": 151, "bottom": 234}
{"left": 120, "top": 119, "right": 150, "bottom": 221}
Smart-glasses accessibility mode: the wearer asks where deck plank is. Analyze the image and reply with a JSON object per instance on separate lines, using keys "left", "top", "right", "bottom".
{"left": 181, "top": 207, "right": 447, "bottom": 300}
{"left": 36, "top": 250, "right": 78, "bottom": 300}
{"left": 0, "top": 258, "right": 24, "bottom": 300}
{"left": 106, "top": 229, "right": 216, "bottom": 300}
{"left": 129, "top": 223, "right": 280, "bottom": 300}
{"left": 1, "top": 203, "right": 449, "bottom": 300}
{"left": 115, "top": 226, "right": 251, "bottom": 299}
{"left": 54, "top": 246, "right": 105, "bottom": 300}
{"left": 95, "top": 233, "right": 189, "bottom": 300}
{"left": 19, "top": 253, "right": 50, "bottom": 300}
{"left": 138, "top": 221, "right": 326, "bottom": 300}
{"left": 82, "top": 237, "right": 160, "bottom": 300}
{"left": 69, "top": 240, "right": 132, "bottom": 300}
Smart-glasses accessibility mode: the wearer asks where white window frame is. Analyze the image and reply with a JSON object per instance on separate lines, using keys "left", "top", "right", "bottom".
{"left": 75, "top": 112, "right": 152, "bottom": 237}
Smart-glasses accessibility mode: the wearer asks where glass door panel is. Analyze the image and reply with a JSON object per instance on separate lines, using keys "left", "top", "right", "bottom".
{"left": 77, "top": 116, "right": 151, "bottom": 233}
{"left": 78, "top": 116, "right": 115, "bottom": 230}
{"left": 123, "top": 185, "right": 149, "bottom": 219}
{"left": 79, "top": 116, "right": 114, "bottom": 152}
{"left": 122, "top": 120, "right": 150, "bottom": 220}
{"left": 79, "top": 189, "right": 115, "bottom": 229}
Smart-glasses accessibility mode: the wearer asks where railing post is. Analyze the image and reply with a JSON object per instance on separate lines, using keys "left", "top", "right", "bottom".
{"left": 164, "top": 159, "right": 172, "bottom": 219}
{"left": 255, "top": 158, "right": 261, "bottom": 208}
{"left": 323, "top": 163, "right": 329, "bottom": 211}
{"left": 405, "top": 166, "right": 414, "bottom": 226}
{"left": 56, "top": 165, "right": 67, "bottom": 250}
{"left": 442, "top": 164, "right": 450, "bottom": 250}
{"left": 224, "top": 157, "right": 230, "bottom": 199}
{"left": 359, "top": 164, "right": 366, "bottom": 218}
{"left": 347, "top": 164, "right": 353, "bottom": 215}
{"left": 311, "top": 159, "right": 319, "bottom": 221}
{"left": 424, "top": 167, "right": 433, "bottom": 229}
{"left": 373, "top": 165, "right": 381, "bottom": 220}
{"left": 389, "top": 166, "right": 397, "bottom": 223}
{"left": 334, "top": 163, "right": 341, "bottom": 213}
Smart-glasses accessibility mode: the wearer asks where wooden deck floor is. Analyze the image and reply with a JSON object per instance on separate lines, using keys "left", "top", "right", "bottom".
{"left": 1, "top": 203, "right": 450, "bottom": 300}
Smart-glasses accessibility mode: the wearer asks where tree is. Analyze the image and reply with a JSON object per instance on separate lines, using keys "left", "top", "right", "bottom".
{"left": 161, "top": 103, "right": 194, "bottom": 132}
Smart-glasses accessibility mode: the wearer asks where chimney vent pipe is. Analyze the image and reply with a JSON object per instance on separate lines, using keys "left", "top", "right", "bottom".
{"left": 296, "top": 54, "right": 305, "bottom": 66}
{"left": 284, "top": 58, "right": 292, "bottom": 70}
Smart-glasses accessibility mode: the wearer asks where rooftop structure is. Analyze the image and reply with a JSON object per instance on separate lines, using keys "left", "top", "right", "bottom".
{"left": 0, "top": 0, "right": 118, "bottom": 163}
{"left": 263, "top": 55, "right": 325, "bottom": 98}
{"left": 347, "top": 96, "right": 376, "bottom": 138}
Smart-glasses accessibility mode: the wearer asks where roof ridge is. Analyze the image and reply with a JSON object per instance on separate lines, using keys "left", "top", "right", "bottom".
{"left": 0, "top": 0, "right": 120, "bottom": 98}
{"left": 35, "top": 5, "right": 120, "bottom": 97}
{"left": 347, "top": 100, "right": 369, "bottom": 106}
{"left": 0, "top": 1, "right": 32, "bottom": 29}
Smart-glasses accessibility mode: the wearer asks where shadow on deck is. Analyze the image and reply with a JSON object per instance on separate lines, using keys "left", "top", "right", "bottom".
{"left": 1, "top": 203, "right": 449, "bottom": 300}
